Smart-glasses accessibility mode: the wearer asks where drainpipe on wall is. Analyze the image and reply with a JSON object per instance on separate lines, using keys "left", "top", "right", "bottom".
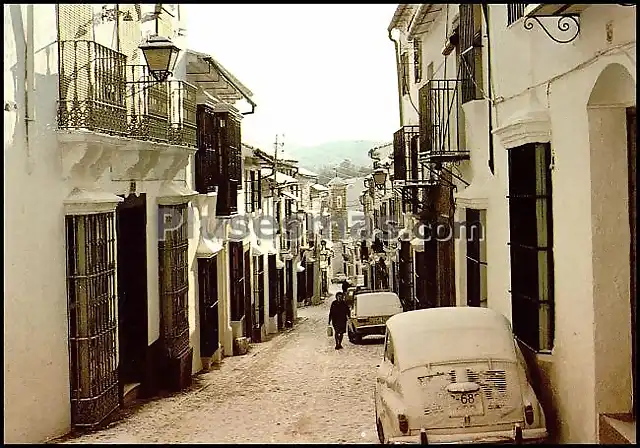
{"left": 25, "top": 4, "right": 35, "bottom": 174}
{"left": 481, "top": 4, "right": 495, "bottom": 175}
{"left": 388, "top": 30, "right": 405, "bottom": 126}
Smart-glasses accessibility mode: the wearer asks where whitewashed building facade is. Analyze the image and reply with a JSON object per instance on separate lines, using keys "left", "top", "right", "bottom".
{"left": 3, "top": 3, "right": 262, "bottom": 443}
{"left": 387, "top": 3, "right": 636, "bottom": 443}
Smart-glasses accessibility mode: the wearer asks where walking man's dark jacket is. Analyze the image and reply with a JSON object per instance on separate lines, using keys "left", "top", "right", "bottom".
{"left": 329, "top": 299, "right": 350, "bottom": 333}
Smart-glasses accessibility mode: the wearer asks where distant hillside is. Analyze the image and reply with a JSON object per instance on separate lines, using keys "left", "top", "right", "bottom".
{"left": 285, "top": 140, "right": 384, "bottom": 173}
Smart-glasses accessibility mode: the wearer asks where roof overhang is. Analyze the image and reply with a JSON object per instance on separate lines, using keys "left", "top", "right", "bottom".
{"left": 311, "top": 183, "right": 329, "bottom": 192}
{"left": 388, "top": 4, "right": 418, "bottom": 32}
{"left": 185, "top": 49, "right": 257, "bottom": 114}
{"left": 407, "top": 4, "right": 444, "bottom": 40}
{"left": 260, "top": 168, "right": 298, "bottom": 185}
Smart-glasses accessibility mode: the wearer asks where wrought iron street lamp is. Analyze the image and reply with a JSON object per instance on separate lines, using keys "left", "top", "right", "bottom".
{"left": 139, "top": 35, "right": 181, "bottom": 82}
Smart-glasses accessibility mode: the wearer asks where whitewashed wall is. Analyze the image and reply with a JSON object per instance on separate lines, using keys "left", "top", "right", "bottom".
{"left": 488, "top": 4, "right": 636, "bottom": 443}
{"left": 4, "top": 5, "right": 70, "bottom": 443}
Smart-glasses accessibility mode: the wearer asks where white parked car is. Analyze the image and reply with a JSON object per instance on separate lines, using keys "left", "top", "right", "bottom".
{"left": 374, "top": 307, "right": 548, "bottom": 444}
{"left": 332, "top": 273, "right": 348, "bottom": 284}
{"left": 347, "top": 291, "right": 403, "bottom": 344}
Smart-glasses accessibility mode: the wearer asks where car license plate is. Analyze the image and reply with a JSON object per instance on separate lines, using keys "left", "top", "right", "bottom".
{"left": 448, "top": 392, "right": 484, "bottom": 417}
{"left": 368, "top": 317, "right": 384, "bottom": 325}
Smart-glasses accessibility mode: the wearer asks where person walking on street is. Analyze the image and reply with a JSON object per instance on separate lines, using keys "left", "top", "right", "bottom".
{"left": 329, "top": 292, "right": 350, "bottom": 350}
{"left": 341, "top": 278, "right": 351, "bottom": 295}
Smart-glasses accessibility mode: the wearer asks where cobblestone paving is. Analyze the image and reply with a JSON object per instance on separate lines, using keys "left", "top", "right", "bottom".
{"left": 59, "top": 288, "right": 384, "bottom": 444}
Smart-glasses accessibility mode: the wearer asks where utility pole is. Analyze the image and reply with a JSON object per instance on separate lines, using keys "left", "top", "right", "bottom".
{"left": 272, "top": 133, "right": 285, "bottom": 245}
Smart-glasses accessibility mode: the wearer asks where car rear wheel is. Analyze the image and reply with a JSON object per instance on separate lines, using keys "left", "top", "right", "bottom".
{"left": 348, "top": 329, "right": 361, "bottom": 344}
{"left": 348, "top": 328, "right": 355, "bottom": 343}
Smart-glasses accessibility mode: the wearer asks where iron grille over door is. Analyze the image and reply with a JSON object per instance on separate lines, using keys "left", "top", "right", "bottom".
{"left": 229, "top": 241, "right": 244, "bottom": 322}
{"left": 306, "top": 260, "right": 315, "bottom": 302}
{"left": 277, "top": 267, "right": 285, "bottom": 330}
{"left": 158, "top": 204, "right": 190, "bottom": 360}
{"left": 198, "top": 257, "right": 219, "bottom": 358}
{"left": 65, "top": 212, "right": 119, "bottom": 428}
{"left": 398, "top": 240, "right": 414, "bottom": 311}
{"left": 285, "top": 259, "right": 294, "bottom": 326}
{"left": 268, "top": 255, "right": 278, "bottom": 317}
{"left": 243, "top": 250, "right": 252, "bottom": 338}
{"left": 466, "top": 208, "right": 488, "bottom": 308}
{"left": 253, "top": 255, "right": 265, "bottom": 341}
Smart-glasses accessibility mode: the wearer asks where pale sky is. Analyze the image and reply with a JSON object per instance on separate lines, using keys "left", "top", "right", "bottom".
{"left": 184, "top": 4, "right": 400, "bottom": 150}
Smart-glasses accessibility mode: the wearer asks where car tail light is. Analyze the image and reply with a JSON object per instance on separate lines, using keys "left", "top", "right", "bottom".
{"left": 398, "top": 414, "right": 409, "bottom": 433}
{"left": 524, "top": 402, "right": 534, "bottom": 425}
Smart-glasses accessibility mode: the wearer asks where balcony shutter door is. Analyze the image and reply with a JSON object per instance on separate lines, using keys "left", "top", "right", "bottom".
{"left": 118, "top": 5, "right": 142, "bottom": 64}
{"left": 459, "top": 4, "right": 479, "bottom": 103}
{"left": 57, "top": 5, "right": 93, "bottom": 41}
{"left": 418, "top": 84, "right": 431, "bottom": 155}
{"left": 393, "top": 129, "right": 407, "bottom": 181}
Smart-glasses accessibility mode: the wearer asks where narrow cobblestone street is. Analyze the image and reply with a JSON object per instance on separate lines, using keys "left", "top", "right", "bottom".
{"left": 60, "top": 291, "right": 384, "bottom": 444}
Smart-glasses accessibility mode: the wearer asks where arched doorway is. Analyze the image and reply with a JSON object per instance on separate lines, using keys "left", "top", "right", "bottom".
{"left": 586, "top": 63, "right": 636, "bottom": 423}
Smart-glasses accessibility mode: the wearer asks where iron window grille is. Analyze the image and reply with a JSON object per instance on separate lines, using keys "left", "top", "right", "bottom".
{"left": 244, "top": 250, "right": 252, "bottom": 336}
{"left": 398, "top": 240, "right": 415, "bottom": 310}
{"left": 268, "top": 255, "right": 278, "bottom": 317}
{"left": 507, "top": 143, "right": 555, "bottom": 352}
{"left": 158, "top": 204, "right": 190, "bottom": 359}
{"left": 466, "top": 208, "right": 488, "bottom": 308}
{"left": 197, "top": 257, "right": 219, "bottom": 357}
{"left": 413, "top": 38, "right": 423, "bottom": 84}
{"left": 229, "top": 241, "right": 245, "bottom": 322}
{"left": 253, "top": 255, "right": 265, "bottom": 327}
{"left": 507, "top": 4, "right": 528, "bottom": 26}
{"left": 244, "top": 171, "right": 253, "bottom": 213}
{"left": 65, "top": 212, "right": 119, "bottom": 428}
{"left": 58, "top": 40, "right": 128, "bottom": 136}
{"left": 244, "top": 170, "right": 262, "bottom": 213}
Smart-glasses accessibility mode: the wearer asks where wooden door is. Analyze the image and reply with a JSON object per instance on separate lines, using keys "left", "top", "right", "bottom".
{"left": 627, "top": 107, "right": 636, "bottom": 415}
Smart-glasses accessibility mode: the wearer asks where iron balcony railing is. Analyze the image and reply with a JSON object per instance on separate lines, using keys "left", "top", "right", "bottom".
{"left": 126, "top": 65, "right": 169, "bottom": 143}
{"left": 169, "top": 81, "right": 197, "bottom": 148}
{"left": 419, "top": 79, "right": 472, "bottom": 163}
{"left": 507, "top": 4, "right": 528, "bottom": 26}
{"left": 393, "top": 125, "right": 420, "bottom": 182}
{"left": 59, "top": 41, "right": 197, "bottom": 148}
{"left": 58, "top": 40, "right": 128, "bottom": 136}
